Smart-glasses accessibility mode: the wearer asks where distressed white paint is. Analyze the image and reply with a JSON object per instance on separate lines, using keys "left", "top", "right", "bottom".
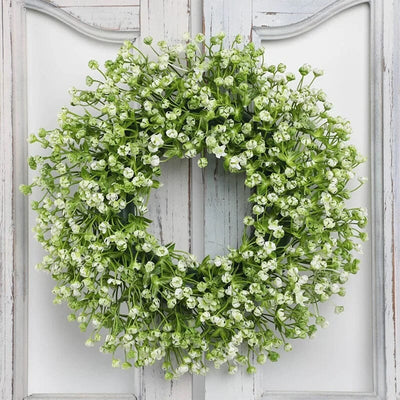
{"left": 26, "top": 395, "right": 136, "bottom": 400}
{"left": 59, "top": 6, "right": 140, "bottom": 31}
{"left": 253, "top": 0, "right": 340, "bottom": 27}
{"left": 25, "top": 0, "right": 140, "bottom": 43}
{"left": 253, "top": 0, "right": 367, "bottom": 39}
{"left": 49, "top": 0, "right": 140, "bottom": 6}
{"left": 42, "top": 0, "right": 140, "bottom": 31}
{"left": 139, "top": 1, "right": 196, "bottom": 398}
{"left": 1, "top": 0, "right": 399, "bottom": 400}
{"left": 0, "top": 1, "right": 16, "bottom": 399}
{"left": 382, "top": 1, "right": 399, "bottom": 398}
{"left": 203, "top": 0, "right": 253, "bottom": 44}
{"left": 201, "top": 4, "right": 254, "bottom": 398}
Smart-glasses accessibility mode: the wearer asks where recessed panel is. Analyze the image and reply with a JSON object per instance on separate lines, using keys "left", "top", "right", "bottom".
{"left": 256, "top": 4, "right": 372, "bottom": 393}
{"left": 26, "top": 11, "right": 136, "bottom": 394}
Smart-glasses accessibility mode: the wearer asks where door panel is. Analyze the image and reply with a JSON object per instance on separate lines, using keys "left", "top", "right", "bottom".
{"left": 25, "top": 0, "right": 199, "bottom": 398}
{"left": 27, "top": 11, "right": 137, "bottom": 395}
{"left": 254, "top": 4, "right": 372, "bottom": 394}
{"left": 202, "top": 2, "right": 373, "bottom": 399}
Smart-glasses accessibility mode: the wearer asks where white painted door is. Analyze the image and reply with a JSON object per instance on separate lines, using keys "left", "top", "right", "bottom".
{"left": 202, "top": 3, "right": 373, "bottom": 399}
{"left": 10, "top": 1, "right": 392, "bottom": 399}
{"left": 25, "top": 1, "right": 201, "bottom": 399}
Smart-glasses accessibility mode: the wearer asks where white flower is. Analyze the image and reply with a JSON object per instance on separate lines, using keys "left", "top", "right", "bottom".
{"left": 253, "top": 205, "right": 264, "bottom": 215}
{"left": 211, "top": 315, "right": 226, "bottom": 327}
{"left": 277, "top": 308, "right": 286, "bottom": 321}
{"left": 142, "top": 243, "right": 152, "bottom": 252}
{"left": 310, "top": 255, "right": 327, "bottom": 270}
{"left": 156, "top": 246, "right": 169, "bottom": 256}
{"left": 263, "top": 241, "right": 276, "bottom": 254}
{"left": 150, "top": 155, "right": 160, "bottom": 167}
{"left": 150, "top": 133, "right": 164, "bottom": 147}
{"left": 330, "top": 283, "right": 340, "bottom": 294}
{"left": 246, "top": 140, "right": 257, "bottom": 150}
{"left": 197, "top": 157, "right": 208, "bottom": 168}
{"left": 221, "top": 272, "right": 232, "bottom": 283}
{"left": 258, "top": 270, "right": 268, "bottom": 281}
{"left": 128, "top": 307, "right": 139, "bottom": 319}
{"left": 229, "top": 156, "right": 241, "bottom": 170}
{"left": 166, "top": 129, "right": 178, "bottom": 138}
{"left": 213, "top": 145, "right": 227, "bottom": 159}
{"left": 231, "top": 309, "right": 243, "bottom": 322}
{"left": 123, "top": 167, "right": 134, "bottom": 179}
{"left": 170, "top": 276, "right": 183, "bottom": 288}
{"left": 273, "top": 277, "right": 283, "bottom": 288}
{"left": 259, "top": 110, "right": 272, "bottom": 122}
{"left": 145, "top": 261, "right": 155, "bottom": 273}
{"left": 315, "top": 283, "right": 326, "bottom": 295}
{"left": 98, "top": 221, "right": 110, "bottom": 233}
{"left": 323, "top": 217, "right": 335, "bottom": 229}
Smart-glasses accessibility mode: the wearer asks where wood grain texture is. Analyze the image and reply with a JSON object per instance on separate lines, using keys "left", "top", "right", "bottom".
{"left": 204, "top": 359, "right": 255, "bottom": 400}
{"left": 140, "top": 1, "right": 194, "bottom": 398}
{"left": 46, "top": 0, "right": 140, "bottom": 31}
{"left": 147, "top": 159, "right": 191, "bottom": 253}
{"left": 202, "top": 2, "right": 253, "bottom": 398}
{"left": 0, "top": 1, "right": 15, "bottom": 399}
{"left": 378, "top": 1, "right": 398, "bottom": 398}
{"left": 59, "top": 6, "right": 140, "bottom": 31}
{"left": 257, "top": 393, "right": 379, "bottom": 400}
{"left": 203, "top": 0, "right": 252, "bottom": 44}
{"left": 48, "top": 0, "right": 140, "bottom": 6}
{"left": 26, "top": 395, "right": 136, "bottom": 400}
{"left": 203, "top": 160, "right": 250, "bottom": 258}
{"left": 392, "top": 0, "right": 400, "bottom": 395}
{"left": 13, "top": 2, "right": 30, "bottom": 399}
{"left": 252, "top": 0, "right": 368, "bottom": 40}
{"left": 25, "top": 0, "right": 139, "bottom": 43}
{"left": 140, "top": 0, "right": 191, "bottom": 43}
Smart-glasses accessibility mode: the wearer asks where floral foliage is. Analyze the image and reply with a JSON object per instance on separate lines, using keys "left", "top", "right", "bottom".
{"left": 21, "top": 32, "right": 367, "bottom": 379}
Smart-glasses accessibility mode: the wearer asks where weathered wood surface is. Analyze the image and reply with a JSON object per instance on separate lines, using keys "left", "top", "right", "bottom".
{"left": 26, "top": 395, "right": 136, "bottom": 400}
{"left": 45, "top": 0, "right": 140, "bottom": 31}
{"left": 202, "top": 3, "right": 254, "bottom": 399}
{"left": 253, "top": 0, "right": 368, "bottom": 40}
{"left": 0, "top": 1, "right": 15, "bottom": 399}
{"left": 140, "top": 1, "right": 195, "bottom": 399}
{"left": 49, "top": 0, "right": 140, "bottom": 5}
{"left": 253, "top": 0, "right": 336, "bottom": 27}
{"left": 203, "top": 160, "right": 250, "bottom": 258}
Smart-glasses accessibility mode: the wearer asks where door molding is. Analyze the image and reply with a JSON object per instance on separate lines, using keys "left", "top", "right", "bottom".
{"left": 26, "top": 395, "right": 136, "bottom": 400}
{"left": 252, "top": 0, "right": 367, "bottom": 40}
{"left": 24, "top": 0, "right": 139, "bottom": 43}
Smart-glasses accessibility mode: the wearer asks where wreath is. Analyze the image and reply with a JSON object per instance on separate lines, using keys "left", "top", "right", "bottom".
{"left": 21, "top": 32, "right": 368, "bottom": 379}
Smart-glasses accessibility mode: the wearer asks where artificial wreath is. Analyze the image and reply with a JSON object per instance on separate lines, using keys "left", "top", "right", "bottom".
{"left": 21, "top": 32, "right": 368, "bottom": 379}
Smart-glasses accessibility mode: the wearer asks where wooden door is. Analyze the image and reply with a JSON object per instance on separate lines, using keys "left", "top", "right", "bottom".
{"left": 203, "top": 2, "right": 372, "bottom": 398}
{"left": 0, "top": 1, "right": 398, "bottom": 400}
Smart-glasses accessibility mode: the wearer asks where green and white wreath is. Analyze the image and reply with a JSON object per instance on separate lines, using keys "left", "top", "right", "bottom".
{"left": 21, "top": 33, "right": 368, "bottom": 379}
